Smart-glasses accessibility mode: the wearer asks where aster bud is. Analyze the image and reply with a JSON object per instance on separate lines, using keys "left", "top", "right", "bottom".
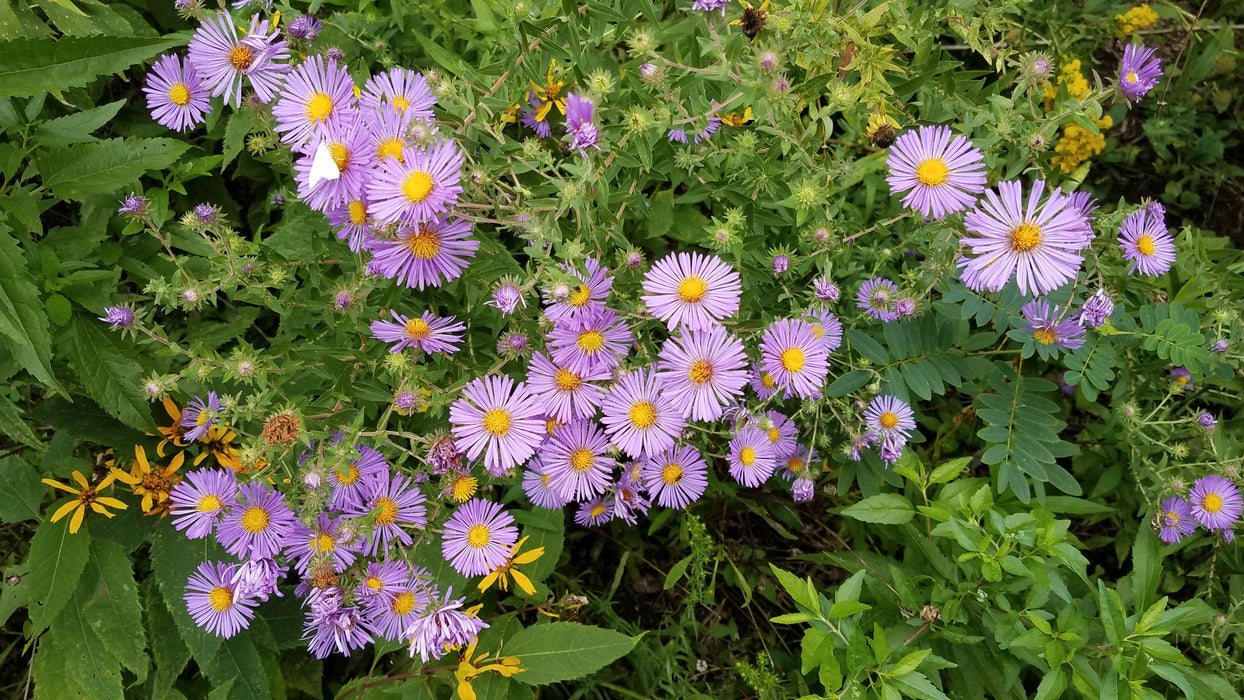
{"left": 325, "top": 47, "right": 344, "bottom": 61}
{"left": 759, "top": 51, "right": 778, "bottom": 72}
{"left": 624, "top": 250, "right": 644, "bottom": 269}
{"left": 771, "top": 254, "right": 790, "bottom": 274}
{"left": 333, "top": 291, "right": 353, "bottom": 311}
{"left": 639, "top": 63, "right": 662, "bottom": 83}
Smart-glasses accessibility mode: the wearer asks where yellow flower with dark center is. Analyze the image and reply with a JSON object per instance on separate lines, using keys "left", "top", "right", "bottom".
{"left": 478, "top": 535, "right": 546, "bottom": 596}
{"left": 721, "top": 106, "right": 753, "bottom": 127}
{"left": 155, "top": 396, "right": 190, "bottom": 456}
{"left": 197, "top": 425, "right": 244, "bottom": 472}
{"left": 454, "top": 642, "right": 525, "bottom": 700}
{"left": 112, "top": 445, "right": 185, "bottom": 516}
{"left": 528, "top": 60, "right": 568, "bottom": 123}
{"left": 42, "top": 469, "right": 128, "bottom": 534}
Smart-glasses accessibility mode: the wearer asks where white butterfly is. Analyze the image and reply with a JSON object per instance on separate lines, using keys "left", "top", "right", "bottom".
{"left": 308, "top": 141, "right": 341, "bottom": 188}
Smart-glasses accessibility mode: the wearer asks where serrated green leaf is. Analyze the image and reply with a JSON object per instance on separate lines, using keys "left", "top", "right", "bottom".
{"left": 0, "top": 226, "right": 66, "bottom": 394}
{"left": 0, "top": 455, "right": 46, "bottom": 523}
{"left": 32, "top": 567, "right": 125, "bottom": 699}
{"left": 0, "top": 35, "right": 182, "bottom": 98}
{"left": 504, "top": 622, "right": 636, "bottom": 685}
{"left": 60, "top": 313, "right": 153, "bottom": 431}
{"left": 144, "top": 579, "right": 191, "bottom": 697}
{"left": 841, "top": 494, "right": 915, "bottom": 524}
{"left": 150, "top": 523, "right": 224, "bottom": 667}
{"left": 81, "top": 538, "right": 148, "bottom": 683}
{"left": 38, "top": 137, "right": 191, "bottom": 201}
{"left": 32, "top": 98, "right": 124, "bottom": 146}
{"left": 26, "top": 516, "right": 91, "bottom": 635}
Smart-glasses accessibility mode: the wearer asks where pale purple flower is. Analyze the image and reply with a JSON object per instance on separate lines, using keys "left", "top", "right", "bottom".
{"left": 792, "top": 478, "right": 814, "bottom": 502}
{"left": 772, "top": 254, "right": 790, "bottom": 274}
{"left": 369, "top": 310, "right": 465, "bottom": 354}
{"left": 857, "top": 277, "right": 901, "bottom": 321}
{"left": 488, "top": 284, "right": 525, "bottom": 315}
{"left": 759, "top": 318, "right": 830, "bottom": 399}
{"left": 728, "top": 426, "right": 776, "bottom": 487}
{"left": 542, "top": 419, "right": 616, "bottom": 501}
{"left": 1157, "top": 497, "right": 1196, "bottom": 544}
{"left": 367, "top": 140, "right": 464, "bottom": 225}
{"left": 361, "top": 67, "right": 436, "bottom": 120}
{"left": 656, "top": 324, "right": 749, "bottom": 422}
{"left": 641, "top": 252, "right": 742, "bottom": 331}
{"left": 564, "top": 92, "right": 600, "bottom": 154}
{"left": 441, "top": 499, "right": 518, "bottom": 577}
{"left": 600, "top": 367, "right": 687, "bottom": 459}
{"left": 1078, "top": 289, "right": 1114, "bottom": 328}
{"left": 180, "top": 391, "right": 223, "bottom": 443}
{"left": 1119, "top": 44, "right": 1163, "bottom": 101}
{"left": 1211, "top": 340, "right": 1229, "bottom": 353}
{"left": 1189, "top": 475, "right": 1242, "bottom": 531}
{"left": 229, "top": 559, "right": 284, "bottom": 602}
{"left": 1119, "top": 207, "right": 1175, "bottom": 277}
{"left": 547, "top": 307, "right": 632, "bottom": 375}
{"left": 168, "top": 468, "right": 238, "bottom": 539}
{"left": 886, "top": 125, "right": 987, "bottom": 220}
{"left": 406, "top": 587, "right": 489, "bottom": 662}
{"left": 215, "top": 482, "right": 298, "bottom": 560}
{"left": 1197, "top": 412, "right": 1217, "bottom": 430}
{"left": 526, "top": 352, "right": 609, "bottom": 423}
{"left": 118, "top": 193, "right": 149, "bottom": 217}
{"left": 144, "top": 53, "right": 211, "bottom": 132}
{"left": 272, "top": 54, "right": 355, "bottom": 150}
{"left": 692, "top": 0, "right": 728, "bottom": 16}
{"left": 448, "top": 376, "right": 546, "bottom": 476}
{"left": 366, "top": 216, "right": 478, "bottom": 290}
{"left": 99, "top": 306, "right": 135, "bottom": 329}
{"left": 1022, "top": 300, "right": 1085, "bottom": 351}
{"left": 187, "top": 12, "right": 290, "bottom": 108}
{"left": 813, "top": 275, "right": 839, "bottom": 302}
{"left": 184, "top": 562, "right": 255, "bottom": 638}
{"left": 305, "top": 606, "right": 372, "bottom": 658}
{"left": 287, "top": 15, "right": 321, "bottom": 41}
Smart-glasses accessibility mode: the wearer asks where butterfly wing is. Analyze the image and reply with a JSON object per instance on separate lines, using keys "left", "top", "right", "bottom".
{"left": 309, "top": 141, "right": 342, "bottom": 188}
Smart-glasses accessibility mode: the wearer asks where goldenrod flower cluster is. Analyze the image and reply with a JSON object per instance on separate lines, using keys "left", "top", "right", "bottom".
{"left": 1043, "top": 59, "right": 1090, "bottom": 109}
{"left": 1116, "top": 5, "right": 1159, "bottom": 36}
{"left": 1050, "top": 115, "right": 1114, "bottom": 174}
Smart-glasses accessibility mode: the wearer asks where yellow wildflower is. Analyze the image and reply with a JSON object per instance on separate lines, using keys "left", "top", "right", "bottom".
{"left": 478, "top": 535, "right": 545, "bottom": 596}
{"left": 198, "top": 424, "right": 244, "bottom": 471}
{"left": 154, "top": 396, "right": 190, "bottom": 456}
{"left": 529, "top": 59, "right": 568, "bottom": 123}
{"left": 454, "top": 642, "right": 525, "bottom": 700}
{"left": 111, "top": 445, "right": 185, "bottom": 516}
{"left": 721, "top": 106, "right": 753, "bottom": 127}
{"left": 1050, "top": 115, "right": 1114, "bottom": 174}
{"left": 1042, "top": 59, "right": 1090, "bottom": 110}
{"left": 42, "top": 469, "right": 128, "bottom": 534}
{"left": 1116, "top": 5, "right": 1159, "bottom": 36}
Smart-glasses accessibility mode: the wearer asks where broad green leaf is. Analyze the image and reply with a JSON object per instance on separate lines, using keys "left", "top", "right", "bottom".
{"left": 144, "top": 579, "right": 192, "bottom": 696}
{"left": 0, "top": 35, "right": 183, "bottom": 98}
{"left": 664, "top": 553, "right": 691, "bottom": 590}
{"left": 32, "top": 98, "right": 124, "bottom": 146}
{"left": 0, "top": 455, "right": 46, "bottom": 523}
{"left": 0, "top": 226, "right": 66, "bottom": 394}
{"left": 928, "top": 456, "right": 970, "bottom": 485}
{"left": 841, "top": 493, "right": 916, "bottom": 524}
{"left": 38, "top": 137, "right": 191, "bottom": 201}
{"left": 890, "top": 649, "right": 931, "bottom": 677}
{"left": 82, "top": 538, "right": 148, "bottom": 683}
{"left": 504, "top": 622, "right": 636, "bottom": 685}
{"left": 0, "top": 564, "right": 30, "bottom": 627}
{"left": 200, "top": 635, "right": 271, "bottom": 700}
{"left": 826, "top": 369, "right": 872, "bottom": 397}
{"left": 769, "top": 564, "right": 816, "bottom": 610}
{"left": 1096, "top": 580, "right": 1125, "bottom": 647}
{"left": 32, "top": 569, "right": 125, "bottom": 699}
{"left": 889, "top": 671, "right": 950, "bottom": 700}
{"left": 150, "top": 523, "right": 224, "bottom": 667}
{"left": 26, "top": 516, "right": 91, "bottom": 635}
{"left": 828, "top": 601, "right": 871, "bottom": 618}
{"left": 60, "top": 313, "right": 153, "bottom": 431}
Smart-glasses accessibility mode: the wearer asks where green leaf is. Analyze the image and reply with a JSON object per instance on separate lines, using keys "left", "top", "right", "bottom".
{"left": 81, "top": 538, "right": 148, "bottom": 683}
{"left": 37, "top": 137, "right": 191, "bottom": 201}
{"left": 26, "top": 516, "right": 91, "bottom": 635}
{"left": 200, "top": 635, "right": 271, "bottom": 700}
{"left": 144, "top": 579, "right": 191, "bottom": 695}
{"left": 769, "top": 564, "right": 816, "bottom": 610}
{"left": 221, "top": 109, "right": 260, "bottom": 172}
{"left": 1096, "top": 580, "right": 1125, "bottom": 647}
{"left": 847, "top": 329, "right": 889, "bottom": 364}
{"left": 928, "top": 456, "right": 970, "bottom": 485}
{"left": 664, "top": 554, "right": 691, "bottom": 590}
{"left": 32, "top": 568, "right": 125, "bottom": 699}
{"left": 826, "top": 369, "right": 872, "bottom": 397}
{"left": 150, "top": 523, "right": 224, "bottom": 668}
{"left": 841, "top": 494, "right": 916, "bottom": 524}
{"left": 828, "top": 601, "right": 871, "bottom": 618}
{"left": 504, "top": 622, "right": 636, "bottom": 685}
{"left": 0, "top": 226, "right": 66, "bottom": 394}
{"left": 60, "top": 313, "right": 153, "bottom": 431}
{"left": 0, "top": 35, "right": 183, "bottom": 98}
{"left": 890, "top": 649, "right": 931, "bottom": 677}
{"left": 0, "top": 564, "right": 30, "bottom": 628}
{"left": 32, "top": 98, "right": 124, "bottom": 146}
{"left": 0, "top": 455, "right": 45, "bottom": 523}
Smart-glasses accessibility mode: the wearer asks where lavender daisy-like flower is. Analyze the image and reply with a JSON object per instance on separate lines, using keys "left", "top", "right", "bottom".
{"left": 144, "top": 54, "right": 211, "bottom": 132}
{"left": 808, "top": 312, "right": 844, "bottom": 354}
{"left": 187, "top": 12, "right": 290, "bottom": 108}
{"left": 1022, "top": 300, "right": 1085, "bottom": 351}
{"left": 1170, "top": 367, "right": 1194, "bottom": 391}
{"left": 642, "top": 445, "right": 709, "bottom": 509}
{"left": 169, "top": 468, "right": 238, "bottom": 539}
{"left": 759, "top": 318, "right": 830, "bottom": 399}
{"left": 544, "top": 257, "right": 614, "bottom": 325}
{"left": 779, "top": 444, "right": 815, "bottom": 480}
{"left": 543, "top": 419, "right": 616, "bottom": 500}
{"left": 448, "top": 376, "right": 546, "bottom": 476}
{"left": 347, "top": 471, "right": 428, "bottom": 556}
{"left": 287, "top": 14, "right": 322, "bottom": 41}
{"left": 230, "top": 559, "right": 284, "bottom": 603}
{"left": 763, "top": 411, "right": 799, "bottom": 458}
{"left": 293, "top": 116, "right": 374, "bottom": 212}
{"left": 442, "top": 499, "right": 519, "bottom": 577}
{"left": 305, "top": 606, "right": 372, "bottom": 659}
{"left": 118, "top": 192, "right": 149, "bottom": 217}
{"left": 656, "top": 324, "right": 749, "bottom": 422}
{"left": 372, "top": 585, "right": 431, "bottom": 642}
{"left": 1064, "top": 190, "right": 1099, "bottom": 244}
{"left": 641, "top": 252, "right": 742, "bottom": 331}
{"left": 285, "top": 513, "right": 359, "bottom": 574}
{"left": 864, "top": 395, "right": 916, "bottom": 441}
{"left": 1119, "top": 43, "right": 1163, "bottom": 101}
{"left": 489, "top": 284, "right": 525, "bottom": 315}
{"left": 885, "top": 125, "right": 987, "bottom": 220}
{"left": 575, "top": 497, "right": 613, "bottom": 526}
{"left": 692, "top": 0, "right": 728, "bottom": 16}
{"left": 1189, "top": 475, "right": 1242, "bottom": 531}
{"left": 99, "top": 306, "right": 136, "bottom": 329}
{"left": 547, "top": 307, "right": 633, "bottom": 375}
{"left": 325, "top": 196, "right": 373, "bottom": 252}
{"left": 959, "top": 179, "right": 1089, "bottom": 296}
{"left": 272, "top": 55, "right": 355, "bottom": 149}
{"left": 526, "top": 352, "right": 609, "bottom": 423}
{"left": 369, "top": 310, "right": 465, "bottom": 354}
{"left": 1118, "top": 208, "right": 1175, "bottom": 277}
{"left": 329, "top": 444, "right": 389, "bottom": 511}
{"left": 367, "top": 140, "right": 464, "bottom": 225}
{"left": 748, "top": 366, "right": 783, "bottom": 401}
{"left": 522, "top": 461, "right": 575, "bottom": 509}
{"left": 600, "top": 367, "right": 688, "bottom": 459}
{"left": 361, "top": 67, "right": 436, "bottom": 120}
{"left": 856, "top": 277, "right": 901, "bottom": 322}
{"left": 184, "top": 561, "right": 256, "bottom": 638}
{"left": 358, "top": 560, "right": 412, "bottom": 607}
{"left": 180, "top": 391, "right": 223, "bottom": 443}
{"left": 367, "top": 216, "right": 479, "bottom": 290}
{"left": 813, "top": 275, "right": 840, "bottom": 302}
{"left": 216, "top": 482, "right": 298, "bottom": 560}
{"left": 564, "top": 92, "right": 600, "bottom": 154}
{"left": 406, "top": 587, "right": 489, "bottom": 662}
{"left": 1078, "top": 289, "right": 1114, "bottom": 328}
{"left": 728, "top": 426, "right": 776, "bottom": 487}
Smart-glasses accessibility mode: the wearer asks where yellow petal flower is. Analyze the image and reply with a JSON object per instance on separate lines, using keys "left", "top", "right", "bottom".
{"left": 509, "top": 568, "right": 536, "bottom": 596}
{"left": 51, "top": 499, "right": 80, "bottom": 523}
{"left": 69, "top": 505, "right": 86, "bottom": 533}
{"left": 42, "top": 478, "right": 79, "bottom": 495}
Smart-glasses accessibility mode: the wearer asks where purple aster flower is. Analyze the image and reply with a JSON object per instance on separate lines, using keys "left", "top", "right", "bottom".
{"left": 372, "top": 584, "right": 432, "bottom": 642}
{"left": 180, "top": 391, "right": 223, "bottom": 443}
{"left": 498, "top": 332, "right": 529, "bottom": 357}
{"left": 184, "top": 561, "right": 255, "bottom": 638}
{"left": 325, "top": 196, "right": 373, "bottom": 252}
{"left": 548, "top": 307, "right": 633, "bottom": 375}
{"left": 1156, "top": 497, "right": 1196, "bottom": 544}
{"left": 367, "top": 216, "right": 479, "bottom": 290}
{"left": 427, "top": 435, "right": 464, "bottom": 475}
{"left": 728, "top": 426, "right": 776, "bottom": 487}
{"left": 144, "top": 53, "right": 211, "bottom": 132}
{"left": 772, "top": 254, "right": 790, "bottom": 274}
{"left": 347, "top": 471, "right": 427, "bottom": 556}
{"left": 779, "top": 444, "right": 815, "bottom": 481}
{"left": 865, "top": 395, "right": 915, "bottom": 440}
{"left": 543, "top": 419, "right": 616, "bottom": 500}
{"left": 169, "top": 468, "right": 238, "bottom": 539}
{"left": 369, "top": 310, "right": 465, "bottom": 354}
{"left": 449, "top": 375, "right": 546, "bottom": 476}
{"left": 520, "top": 101, "right": 554, "bottom": 138}
{"left": 358, "top": 560, "right": 413, "bottom": 607}
{"left": 1189, "top": 475, "right": 1242, "bottom": 531}
{"left": 287, "top": 15, "right": 321, "bottom": 41}
{"left": 293, "top": 117, "right": 375, "bottom": 212}
{"left": 813, "top": 275, "right": 840, "bottom": 302}
{"left": 1211, "top": 340, "right": 1229, "bottom": 353}
{"left": 885, "top": 125, "right": 987, "bottom": 220}
{"left": 526, "top": 352, "right": 609, "bottom": 423}
{"left": 489, "top": 284, "right": 525, "bottom": 315}
{"left": 1022, "top": 300, "right": 1085, "bottom": 351}
{"left": 1119, "top": 43, "right": 1163, "bottom": 101}
{"left": 326, "top": 47, "right": 344, "bottom": 61}
{"left": 849, "top": 432, "right": 878, "bottom": 461}
{"left": 1119, "top": 208, "right": 1175, "bottom": 277}
{"left": 641, "top": 251, "right": 742, "bottom": 331}
{"left": 333, "top": 291, "right": 353, "bottom": 310}
{"left": 406, "top": 587, "right": 489, "bottom": 662}
{"left": 1170, "top": 367, "right": 1194, "bottom": 391}
{"left": 272, "top": 55, "right": 355, "bottom": 150}
{"left": 362, "top": 67, "right": 436, "bottom": 120}
{"left": 656, "top": 324, "right": 749, "bottom": 422}
{"left": 284, "top": 514, "right": 359, "bottom": 574}
{"left": 216, "top": 482, "right": 298, "bottom": 560}
{"left": 544, "top": 257, "right": 615, "bottom": 326}
{"left": 878, "top": 433, "right": 905, "bottom": 465}
{"left": 600, "top": 367, "right": 687, "bottom": 459}
{"left": 367, "top": 140, "right": 464, "bottom": 225}
{"left": 187, "top": 12, "right": 290, "bottom": 108}
{"left": 642, "top": 446, "right": 707, "bottom": 509}
{"left": 99, "top": 306, "right": 135, "bottom": 329}
{"left": 895, "top": 298, "right": 917, "bottom": 318}
{"left": 575, "top": 496, "right": 613, "bottom": 526}
{"left": 763, "top": 411, "right": 799, "bottom": 458}
{"left": 118, "top": 192, "right": 149, "bottom": 217}
{"left": 748, "top": 365, "right": 784, "bottom": 401}
{"left": 441, "top": 499, "right": 519, "bottom": 577}
{"left": 305, "top": 606, "right": 372, "bottom": 659}
{"left": 1197, "top": 411, "right": 1217, "bottom": 430}
{"left": 564, "top": 92, "right": 600, "bottom": 154}
{"left": 1064, "top": 190, "right": 1099, "bottom": 244}
{"left": 609, "top": 469, "right": 651, "bottom": 525}
{"left": 193, "top": 203, "right": 220, "bottom": 225}
{"left": 229, "top": 558, "right": 284, "bottom": 603}
{"left": 668, "top": 100, "right": 722, "bottom": 144}
{"left": 808, "top": 312, "right": 844, "bottom": 354}
{"left": 959, "top": 179, "right": 1089, "bottom": 296}
{"left": 522, "top": 461, "right": 575, "bottom": 509}
{"left": 328, "top": 444, "right": 388, "bottom": 511}
{"left": 759, "top": 318, "right": 830, "bottom": 399}
{"left": 692, "top": 0, "right": 728, "bottom": 15}
{"left": 792, "top": 477, "right": 814, "bottom": 502}
{"left": 857, "top": 277, "right": 901, "bottom": 321}
{"left": 1078, "top": 289, "right": 1114, "bottom": 328}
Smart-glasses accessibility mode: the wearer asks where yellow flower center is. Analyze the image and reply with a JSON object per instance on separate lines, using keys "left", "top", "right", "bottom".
{"left": 915, "top": 157, "right": 949, "bottom": 186}
{"left": 402, "top": 171, "right": 433, "bottom": 202}
{"left": 392, "top": 96, "right": 410, "bottom": 112}
{"left": 545, "top": 418, "right": 561, "bottom": 435}
{"left": 327, "top": 142, "right": 350, "bottom": 172}
{"left": 197, "top": 494, "right": 223, "bottom": 512}
{"left": 240, "top": 506, "right": 270, "bottom": 534}
{"left": 1126, "top": 71, "right": 1138, "bottom": 83}
{"left": 688, "top": 360, "right": 714, "bottom": 384}
{"left": 740, "top": 447, "right": 756, "bottom": 466}
{"left": 554, "top": 368, "right": 581, "bottom": 391}
{"left": 404, "top": 227, "right": 440, "bottom": 260}
{"left": 365, "top": 576, "right": 383, "bottom": 590}
{"left": 879, "top": 411, "right": 899, "bottom": 430}
{"left": 305, "top": 91, "right": 334, "bottom": 123}
{"left": 348, "top": 200, "right": 367, "bottom": 225}
{"left": 1164, "top": 511, "right": 1180, "bottom": 525}
{"left": 1034, "top": 329, "right": 1058, "bottom": 345}
{"left": 209, "top": 586, "right": 233, "bottom": 612}
{"left": 336, "top": 463, "right": 360, "bottom": 485}
{"left": 169, "top": 83, "right": 191, "bottom": 106}
{"left": 569, "top": 448, "right": 595, "bottom": 472}
{"left": 197, "top": 412, "right": 210, "bottom": 426}
{"left": 629, "top": 401, "right": 657, "bottom": 429}
{"left": 787, "top": 457, "right": 805, "bottom": 473}
{"left": 451, "top": 476, "right": 478, "bottom": 502}
{"left": 768, "top": 427, "right": 780, "bottom": 443}
{"left": 677, "top": 275, "right": 708, "bottom": 303}
{"left": 374, "top": 497, "right": 399, "bottom": 526}
{"left": 1010, "top": 222, "right": 1043, "bottom": 252}
{"left": 391, "top": 591, "right": 416, "bottom": 616}
{"left": 590, "top": 503, "right": 607, "bottom": 518}
{"left": 662, "top": 462, "right": 684, "bottom": 485}
{"left": 761, "top": 373, "right": 776, "bottom": 389}
{"left": 467, "top": 524, "right": 491, "bottom": 548}
{"left": 377, "top": 138, "right": 405, "bottom": 162}
{"left": 1136, "top": 234, "right": 1156, "bottom": 256}
{"left": 482, "top": 408, "right": 512, "bottom": 436}
{"left": 1202, "top": 493, "right": 1224, "bottom": 514}
{"left": 313, "top": 532, "right": 335, "bottom": 552}
{"left": 1175, "top": 375, "right": 1189, "bottom": 385}
{"left": 228, "top": 45, "right": 253, "bottom": 70}
{"left": 577, "top": 330, "right": 605, "bottom": 352}
{"left": 569, "top": 284, "right": 592, "bottom": 307}
{"left": 781, "top": 347, "right": 805, "bottom": 373}
{"left": 405, "top": 317, "right": 431, "bottom": 339}
{"left": 812, "top": 325, "right": 824, "bottom": 339}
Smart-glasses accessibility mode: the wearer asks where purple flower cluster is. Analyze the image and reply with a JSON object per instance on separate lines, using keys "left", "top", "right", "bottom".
{"left": 1155, "top": 475, "right": 1241, "bottom": 544}
{"left": 849, "top": 395, "right": 917, "bottom": 466}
